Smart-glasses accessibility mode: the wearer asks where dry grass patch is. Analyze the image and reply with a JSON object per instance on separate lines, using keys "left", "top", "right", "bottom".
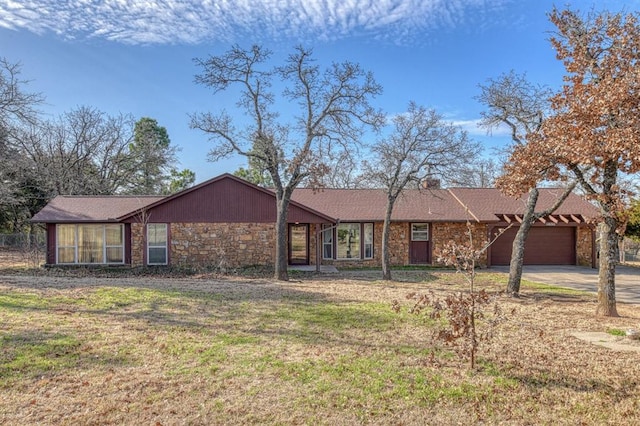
{"left": 0, "top": 269, "right": 639, "bottom": 425}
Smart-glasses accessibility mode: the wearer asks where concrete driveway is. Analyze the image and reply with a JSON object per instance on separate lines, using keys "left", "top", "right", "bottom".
{"left": 489, "top": 265, "right": 640, "bottom": 304}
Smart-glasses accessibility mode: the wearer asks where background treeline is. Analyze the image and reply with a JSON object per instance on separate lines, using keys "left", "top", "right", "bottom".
{"left": 0, "top": 59, "right": 194, "bottom": 233}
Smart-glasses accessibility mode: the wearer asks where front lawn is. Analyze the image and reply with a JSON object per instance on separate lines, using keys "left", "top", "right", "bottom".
{"left": 0, "top": 270, "right": 639, "bottom": 425}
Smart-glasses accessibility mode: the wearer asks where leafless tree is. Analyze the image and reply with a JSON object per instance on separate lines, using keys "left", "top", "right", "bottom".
{"left": 0, "top": 58, "right": 44, "bottom": 231}
{"left": 0, "top": 58, "right": 43, "bottom": 131}
{"left": 447, "top": 157, "right": 500, "bottom": 188}
{"left": 362, "top": 102, "right": 480, "bottom": 280}
{"left": 191, "top": 45, "right": 384, "bottom": 280}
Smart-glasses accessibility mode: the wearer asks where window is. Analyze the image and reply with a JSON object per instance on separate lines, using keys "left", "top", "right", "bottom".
{"left": 105, "top": 224, "right": 124, "bottom": 263}
{"left": 79, "top": 225, "right": 103, "bottom": 263}
{"left": 56, "top": 224, "right": 124, "bottom": 264}
{"left": 337, "top": 223, "right": 361, "bottom": 259}
{"left": 411, "top": 223, "right": 429, "bottom": 241}
{"left": 322, "top": 225, "right": 333, "bottom": 259}
{"left": 324, "top": 223, "right": 374, "bottom": 260}
{"left": 57, "top": 224, "right": 77, "bottom": 264}
{"left": 147, "top": 223, "right": 168, "bottom": 265}
{"left": 363, "top": 223, "right": 374, "bottom": 259}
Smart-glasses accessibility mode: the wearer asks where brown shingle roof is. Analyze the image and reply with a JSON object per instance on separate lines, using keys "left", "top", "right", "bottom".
{"left": 31, "top": 176, "right": 599, "bottom": 225}
{"left": 31, "top": 195, "right": 165, "bottom": 223}
{"left": 291, "top": 188, "right": 474, "bottom": 222}
{"left": 448, "top": 188, "right": 599, "bottom": 222}
{"left": 292, "top": 187, "right": 599, "bottom": 223}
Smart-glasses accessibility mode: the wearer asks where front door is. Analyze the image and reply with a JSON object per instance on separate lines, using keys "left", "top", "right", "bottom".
{"left": 409, "top": 223, "right": 431, "bottom": 264}
{"left": 288, "top": 224, "right": 309, "bottom": 265}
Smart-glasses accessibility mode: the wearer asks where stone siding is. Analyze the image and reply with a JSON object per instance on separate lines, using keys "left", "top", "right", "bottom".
{"left": 170, "top": 223, "right": 276, "bottom": 268}
{"left": 131, "top": 223, "right": 144, "bottom": 267}
{"left": 128, "top": 221, "right": 500, "bottom": 269}
{"left": 431, "top": 222, "right": 488, "bottom": 267}
{"left": 576, "top": 226, "right": 594, "bottom": 267}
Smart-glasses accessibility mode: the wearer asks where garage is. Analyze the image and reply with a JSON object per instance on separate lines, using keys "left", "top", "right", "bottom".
{"left": 490, "top": 226, "right": 576, "bottom": 266}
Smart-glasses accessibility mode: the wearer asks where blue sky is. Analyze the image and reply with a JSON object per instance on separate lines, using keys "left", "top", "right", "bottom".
{"left": 1, "top": 0, "right": 636, "bottom": 183}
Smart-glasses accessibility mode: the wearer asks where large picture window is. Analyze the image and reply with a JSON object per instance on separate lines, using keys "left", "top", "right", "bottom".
{"left": 323, "top": 223, "right": 375, "bottom": 260}
{"left": 337, "top": 223, "right": 361, "bottom": 259}
{"left": 56, "top": 224, "right": 124, "bottom": 264}
{"left": 147, "top": 223, "right": 168, "bottom": 265}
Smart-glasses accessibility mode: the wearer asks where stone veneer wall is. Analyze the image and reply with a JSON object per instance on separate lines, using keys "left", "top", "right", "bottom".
{"left": 130, "top": 222, "right": 276, "bottom": 268}
{"left": 129, "top": 221, "right": 494, "bottom": 269}
{"left": 171, "top": 223, "right": 276, "bottom": 268}
{"left": 431, "top": 222, "right": 488, "bottom": 267}
{"left": 131, "top": 223, "right": 144, "bottom": 267}
{"left": 576, "top": 226, "right": 594, "bottom": 267}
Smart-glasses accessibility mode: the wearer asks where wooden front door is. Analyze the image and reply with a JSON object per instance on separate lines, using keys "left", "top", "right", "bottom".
{"left": 409, "top": 223, "right": 431, "bottom": 264}
{"left": 288, "top": 224, "right": 309, "bottom": 265}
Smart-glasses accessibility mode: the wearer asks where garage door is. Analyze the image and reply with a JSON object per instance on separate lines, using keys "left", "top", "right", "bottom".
{"left": 490, "top": 226, "right": 576, "bottom": 265}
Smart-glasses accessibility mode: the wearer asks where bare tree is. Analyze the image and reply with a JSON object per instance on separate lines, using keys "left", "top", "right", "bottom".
{"left": 362, "top": 102, "right": 480, "bottom": 280}
{"left": 0, "top": 58, "right": 44, "bottom": 231}
{"left": 191, "top": 45, "right": 384, "bottom": 281}
{"left": 0, "top": 58, "right": 43, "bottom": 130}
{"left": 477, "top": 71, "right": 576, "bottom": 296}
{"left": 13, "top": 106, "right": 136, "bottom": 196}
{"left": 447, "top": 157, "right": 500, "bottom": 188}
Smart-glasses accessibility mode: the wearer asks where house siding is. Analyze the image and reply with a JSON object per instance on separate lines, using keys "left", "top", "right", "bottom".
{"left": 131, "top": 223, "right": 145, "bottom": 267}
{"left": 431, "top": 222, "right": 488, "bottom": 267}
{"left": 170, "top": 223, "right": 276, "bottom": 268}
{"left": 122, "top": 177, "right": 330, "bottom": 224}
{"left": 577, "top": 225, "right": 595, "bottom": 267}
{"left": 46, "top": 223, "right": 56, "bottom": 265}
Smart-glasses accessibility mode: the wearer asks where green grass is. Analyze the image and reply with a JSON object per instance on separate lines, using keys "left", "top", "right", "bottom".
{"left": 1, "top": 273, "right": 639, "bottom": 425}
{"left": 520, "top": 280, "right": 590, "bottom": 296}
{"left": 607, "top": 328, "right": 627, "bottom": 337}
{"left": 0, "top": 332, "right": 81, "bottom": 380}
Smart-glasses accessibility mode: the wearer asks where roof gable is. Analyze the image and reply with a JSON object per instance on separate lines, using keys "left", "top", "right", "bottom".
{"left": 118, "top": 173, "right": 335, "bottom": 224}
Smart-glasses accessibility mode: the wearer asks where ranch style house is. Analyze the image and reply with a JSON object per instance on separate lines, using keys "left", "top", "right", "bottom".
{"left": 32, "top": 173, "right": 598, "bottom": 269}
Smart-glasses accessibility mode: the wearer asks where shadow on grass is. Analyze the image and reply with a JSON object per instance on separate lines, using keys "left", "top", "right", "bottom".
{"left": 0, "top": 330, "right": 133, "bottom": 384}
{"left": 505, "top": 365, "right": 639, "bottom": 400}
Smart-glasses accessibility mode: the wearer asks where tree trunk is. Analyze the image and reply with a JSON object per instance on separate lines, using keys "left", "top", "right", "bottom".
{"left": 381, "top": 197, "right": 395, "bottom": 281}
{"left": 274, "top": 197, "right": 289, "bottom": 281}
{"left": 594, "top": 161, "right": 619, "bottom": 316}
{"left": 597, "top": 218, "right": 619, "bottom": 316}
{"left": 507, "top": 189, "right": 538, "bottom": 295}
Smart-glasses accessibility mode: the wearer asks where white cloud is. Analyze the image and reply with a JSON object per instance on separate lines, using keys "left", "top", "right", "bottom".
{"left": 0, "top": 0, "right": 512, "bottom": 45}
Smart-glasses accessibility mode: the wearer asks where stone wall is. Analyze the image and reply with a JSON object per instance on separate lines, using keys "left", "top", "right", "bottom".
{"left": 129, "top": 221, "right": 491, "bottom": 269}
{"left": 170, "top": 223, "right": 276, "bottom": 268}
{"left": 576, "top": 225, "right": 594, "bottom": 267}
{"left": 131, "top": 223, "right": 144, "bottom": 267}
{"left": 431, "top": 222, "right": 488, "bottom": 267}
